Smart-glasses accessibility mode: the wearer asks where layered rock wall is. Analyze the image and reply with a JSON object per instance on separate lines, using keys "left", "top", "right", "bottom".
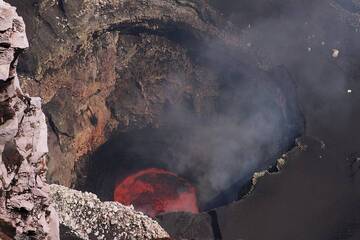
{"left": 0, "top": 1, "right": 59, "bottom": 239}
{"left": 7, "top": 0, "right": 240, "bottom": 187}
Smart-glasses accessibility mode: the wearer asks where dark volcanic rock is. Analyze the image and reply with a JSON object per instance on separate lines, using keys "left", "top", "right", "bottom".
{"left": 155, "top": 0, "right": 360, "bottom": 239}
{"left": 214, "top": 134, "right": 360, "bottom": 240}
{"left": 156, "top": 211, "right": 216, "bottom": 240}
{"left": 7, "top": 0, "right": 239, "bottom": 187}
{"left": 146, "top": 0, "right": 360, "bottom": 239}
{"left": 8, "top": 0, "right": 303, "bottom": 204}
{"left": 60, "top": 224, "right": 82, "bottom": 240}
{"left": 7, "top": 0, "right": 360, "bottom": 239}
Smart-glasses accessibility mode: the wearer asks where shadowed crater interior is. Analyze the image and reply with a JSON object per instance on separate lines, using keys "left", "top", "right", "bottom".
{"left": 78, "top": 59, "right": 305, "bottom": 215}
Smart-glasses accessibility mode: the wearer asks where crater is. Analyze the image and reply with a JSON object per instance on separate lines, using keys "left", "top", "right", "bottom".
{"left": 76, "top": 60, "right": 304, "bottom": 215}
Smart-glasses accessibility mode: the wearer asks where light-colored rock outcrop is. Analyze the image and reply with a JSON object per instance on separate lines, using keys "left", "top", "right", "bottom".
{"left": 0, "top": 1, "right": 59, "bottom": 239}
{"left": 50, "top": 184, "right": 170, "bottom": 240}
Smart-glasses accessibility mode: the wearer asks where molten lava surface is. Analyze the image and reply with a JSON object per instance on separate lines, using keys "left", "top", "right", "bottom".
{"left": 114, "top": 168, "right": 199, "bottom": 217}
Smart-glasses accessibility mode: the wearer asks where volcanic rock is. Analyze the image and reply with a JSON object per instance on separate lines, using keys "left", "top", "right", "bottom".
{"left": 0, "top": 1, "right": 59, "bottom": 239}
{"left": 7, "top": 0, "right": 238, "bottom": 188}
{"left": 157, "top": 1, "right": 360, "bottom": 238}
{"left": 50, "top": 184, "right": 170, "bottom": 240}
{"left": 7, "top": 1, "right": 304, "bottom": 209}
{"left": 156, "top": 211, "right": 217, "bottom": 240}
{"left": 7, "top": 0, "right": 360, "bottom": 239}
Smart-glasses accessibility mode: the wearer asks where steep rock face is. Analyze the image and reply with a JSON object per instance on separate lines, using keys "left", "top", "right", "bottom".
{"left": 7, "top": 0, "right": 240, "bottom": 187}
{"left": 0, "top": 1, "right": 59, "bottom": 239}
{"left": 50, "top": 184, "right": 170, "bottom": 240}
{"left": 8, "top": 1, "right": 303, "bottom": 198}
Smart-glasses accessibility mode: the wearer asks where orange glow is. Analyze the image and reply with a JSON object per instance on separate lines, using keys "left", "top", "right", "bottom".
{"left": 114, "top": 168, "right": 199, "bottom": 217}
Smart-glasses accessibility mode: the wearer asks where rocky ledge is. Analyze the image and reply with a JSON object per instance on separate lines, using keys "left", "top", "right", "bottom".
{"left": 50, "top": 184, "right": 170, "bottom": 240}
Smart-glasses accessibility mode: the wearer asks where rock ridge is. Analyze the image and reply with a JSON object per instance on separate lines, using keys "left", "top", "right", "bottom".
{"left": 0, "top": 1, "right": 59, "bottom": 239}
{"left": 50, "top": 184, "right": 170, "bottom": 240}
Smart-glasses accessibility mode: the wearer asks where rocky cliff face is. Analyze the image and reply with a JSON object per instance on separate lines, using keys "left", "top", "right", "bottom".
{"left": 8, "top": 1, "right": 303, "bottom": 201}
{"left": 0, "top": 2, "right": 171, "bottom": 239}
{"left": 0, "top": 1, "right": 59, "bottom": 239}
{"left": 7, "top": 0, "right": 239, "bottom": 187}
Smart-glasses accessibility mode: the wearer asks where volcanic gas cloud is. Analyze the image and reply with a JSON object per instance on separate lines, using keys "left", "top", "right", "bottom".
{"left": 114, "top": 168, "right": 199, "bottom": 217}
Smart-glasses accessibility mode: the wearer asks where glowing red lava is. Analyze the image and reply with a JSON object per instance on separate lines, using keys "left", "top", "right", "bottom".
{"left": 114, "top": 168, "right": 199, "bottom": 217}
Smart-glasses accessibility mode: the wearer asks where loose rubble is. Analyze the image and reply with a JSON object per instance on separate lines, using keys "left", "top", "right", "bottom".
{"left": 50, "top": 184, "right": 170, "bottom": 240}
